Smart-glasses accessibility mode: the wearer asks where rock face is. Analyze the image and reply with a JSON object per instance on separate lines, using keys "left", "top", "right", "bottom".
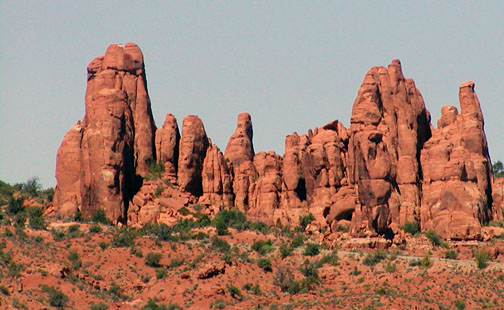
{"left": 225, "top": 113, "right": 256, "bottom": 211}
{"left": 54, "top": 44, "right": 499, "bottom": 240}
{"left": 155, "top": 113, "right": 180, "bottom": 181}
{"left": 177, "top": 115, "right": 209, "bottom": 196}
{"left": 199, "top": 144, "right": 234, "bottom": 208}
{"left": 420, "top": 82, "right": 492, "bottom": 239}
{"left": 347, "top": 60, "right": 431, "bottom": 236}
{"left": 53, "top": 122, "right": 83, "bottom": 215}
{"left": 54, "top": 43, "right": 157, "bottom": 223}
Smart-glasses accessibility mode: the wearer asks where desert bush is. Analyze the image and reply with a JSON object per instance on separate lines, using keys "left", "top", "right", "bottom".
{"left": 445, "top": 249, "right": 458, "bottom": 259}
{"left": 420, "top": 254, "right": 433, "bottom": 269}
{"left": 7, "top": 197, "right": 24, "bottom": 215}
{"left": 363, "top": 250, "right": 388, "bottom": 266}
{"left": 40, "top": 284, "right": 69, "bottom": 308}
{"left": 211, "top": 236, "right": 231, "bottom": 253}
{"left": 454, "top": 299, "right": 466, "bottom": 310}
{"left": 385, "top": 261, "right": 396, "bottom": 273}
{"left": 145, "top": 252, "right": 163, "bottom": 267}
{"left": 112, "top": 228, "right": 136, "bottom": 247}
{"left": 108, "top": 283, "right": 128, "bottom": 301}
{"left": 156, "top": 268, "right": 168, "bottom": 279}
{"left": 299, "top": 213, "right": 315, "bottom": 231}
{"left": 290, "top": 234, "right": 305, "bottom": 248}
{"left": 89, "top": 302, "right": 109, "bottom": 310}
{"left": 252, "top": 239, "right": 274, "bottom": 255}
{"left": 89, "top": 224, "right": 102, "bottom": 233}
{"left": 227, "top": 285, "right": 243, "bottom": 300}
{"left": 401, "top": 221, "right": 420, "bottom": 235}
{"left": 303, "top": 243, "right": 320, "bottom": 256}
{"left": 257, "top": 258, "right": 272, "bottom": 272}
{"left": 27, "top": 206, "right": 45, "bottom": 230}
{"left": 273, "top": 267, "right": 299, "bottom": 294}
{"left": 92, "top": 209, "right": 110, "bottom": 225}
{"left": 0, "top": 285, "right": 9, "bottom": 296}
{"left": 67, "top": 250, "right": 82, "bottom": 270}
{"left": 146, "top": 160, "right": 164, "bottom": 180}
{"left": 279, "top": 243, "right": 292, "bottom": 259}
{"left": 474, "top": 250, "right": 492, "bottom": 269}
{"left": 170, "top": 258, "right": 183, "bottom": 268}
{"left": 424, "top": 230, "right": 448, "bottom": 248}
{"left": 317, "top": 252, "right": 339, "bottom": 266}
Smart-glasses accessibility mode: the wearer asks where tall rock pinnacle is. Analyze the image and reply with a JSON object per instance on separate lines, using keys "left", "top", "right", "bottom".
{"left": 420, "top": 82, "right": 493, "bottom": 239}
{"left": 54, "top": 43, "right": 157, "bottom": 222}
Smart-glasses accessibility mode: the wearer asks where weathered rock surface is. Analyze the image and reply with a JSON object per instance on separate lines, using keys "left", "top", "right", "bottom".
{"left": 155, "top": 113, "right": 180, "bottom": 181}
{"left": 54, "top": 43, "right": 157, "bottom": 222}
{"left": 53, "top": 122, "right": 83, "bottom": 215}
{"left": 348, "top": 60, "right": 431, "bottom": 236}
{"left": 199, "top": 144, "right": 234, "bottom": 208}
{"left": 420, "top": 82, "right": 492, "bottom": 239}
{"left": 54, "top": 45, "right": 499, "bottom": 240}
{"left": 225, "top": 113, "right": 256, "bottom": 211}
{"left": 177, "top": 115, "right": 209, "bottom": 196}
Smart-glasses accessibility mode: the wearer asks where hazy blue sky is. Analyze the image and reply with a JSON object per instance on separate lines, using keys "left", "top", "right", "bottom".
{"left": 1, "top": 1, "right": 503, "bottom": 187}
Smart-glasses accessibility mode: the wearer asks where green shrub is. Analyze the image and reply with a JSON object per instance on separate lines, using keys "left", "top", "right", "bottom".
{"left": 474, "top": 250, "right": 492, "bottom": 269}
{"left": 454, "top": 299, "right": 466, "bottom": 310}
{"left": 279, "top": 243, "right": 292, "bottom": 259}
{"left": 145, "top": 252, "right": 163, "bottom": 267}
{"left": 14, "top": 212, "right": 26, "bottom": 228}
{"left": 385, "top": 261, "right": 396, "bottom": 273}
{"left": 317, "top": 252, "right": 339, "bottom": 266}
{"left": 445, "top": 249, "right": 458, "bottom": 259}
{"left": 156, "top": 268, "right": 168, "bottom": 279}
{"left": 146, "top": 160, "right": 164, "bottom": 180}
{"left": 420, "top": 254, "right": 433, "bottom": 269}
{"left": 401, "top": 221, "right": 420, "bottom": 235}
{"left": 0, "top": 285, "right": 9, "bottom": 296}
{"left": 112, "top": 228, "right": 136, "bottom": 247}
{"left": 92, "top": 209, "right": 110, "bottom": 225}
{"left": 67, "top": 250, "right": 82, "bottom": 270}
{"left": 73, "top": 210, "right": 83, "bottom": 222}
{"left": 7, "top": 197, "right": 24, "bottom": 215}
{"left": 303, "top": 243, "right": 320, "bottom": 256}
{"left": 89, "top": 224, "right": 102, "bottom": 233}
{"left": 251, "top": 239, "right": 274, "bottom": 255}
{"left": 363, "top": 250, "right": 388, "bottom": 266}
{"left": 257, "top": 258, "right": 272, "bottom": 272}
{"left": 273, "top": 267, "right": 299, "bottom": 293}
{"left": 211, "top": 236, "right": 231, "bottom": 253}
{"left": 336, "top": 224, "right": 349, "bottom": 232}
{"left": 8, "top": 263, "right": 24, "bottom": 277}
{"left": 227, "top": 285, "right": 243, "bottom": 300}
{"left": 290, "top": 234, "right": 305, "bottom": 248}
{"left": 170, "top": 258, "right": 183, "bottom": 268}
{"left": 40, "top": 284, "right": 69, "bottom": 308}
{"left": 299, "top": 213, "right": 315, "bottom": 231}
{"left": 243, "top": 283, "right": 262, "bottom": 295}
{"left": 89, "top": 302, "right": 109, "bottom": 310}
{"left": 108, "top": 283, "right": 128, "bottom": 301}
{"left": 424, "top": 230, "right": 448, "bottom": 248}
{"left": 210, "top": 299, "right": 226, "bottom": 309}
{"left": 27, "top": 206, "right": 45, "bottom": 230}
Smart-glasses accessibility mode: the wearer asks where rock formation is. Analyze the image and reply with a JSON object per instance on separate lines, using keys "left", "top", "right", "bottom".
{"left": 177, "top": 115, "right": 209, "bottom": 197}
{"left": 54, "top": 43, "right": 157, "bottom": 223}
{"left": 347, "top": 60, "right": 431, "bottom": 236}
{"left": 54, "top": 43, "right": 500, "bottom": 240}
{"left": 420, "top": 82, "right": 493, "bottom": 239}
{"left": 225, "top": 113, "right": 256, "bottom": 211}
{"left": 155, "top": 113, "right": 180, "bottom": 181}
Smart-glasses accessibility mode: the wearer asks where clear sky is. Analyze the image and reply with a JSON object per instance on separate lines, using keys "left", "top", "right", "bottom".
{"left": 1, "top": 1, "right": 503, "bottom": 188}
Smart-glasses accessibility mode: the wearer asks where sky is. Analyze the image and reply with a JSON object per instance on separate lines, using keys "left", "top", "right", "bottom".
{"left": 1, "top": 1, "right": 503, "bottom": 188}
